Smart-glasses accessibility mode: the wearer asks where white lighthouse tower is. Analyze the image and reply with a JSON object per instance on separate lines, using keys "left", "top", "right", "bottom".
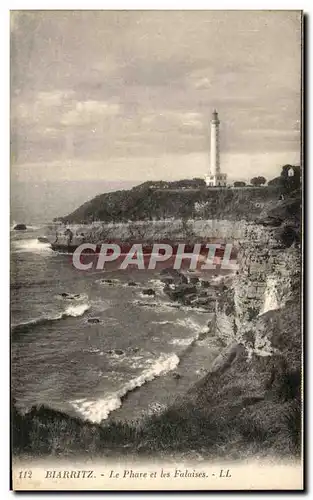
{"left": 205, "top": 110, "right": 227, "bottom": 187}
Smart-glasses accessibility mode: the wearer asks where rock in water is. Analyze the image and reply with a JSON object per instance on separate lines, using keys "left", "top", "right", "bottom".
{"left": 128, "top": 281, "right": 138, "bottom": 287}
{"left": 87, "top": 318, "right": 100, "bottom": 324}
{"left": 13, "top": 224, "right": 27, "bottom": 231}
{"left": 142, "top": 288, "right": 156, "bottom": 296}
{"left": 106, "top": 349, "right": 124, "bottom": 356}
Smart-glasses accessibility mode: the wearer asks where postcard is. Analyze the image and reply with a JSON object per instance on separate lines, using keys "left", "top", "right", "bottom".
{"left": 10, "top": 10, "right": 303, "bottom": 491}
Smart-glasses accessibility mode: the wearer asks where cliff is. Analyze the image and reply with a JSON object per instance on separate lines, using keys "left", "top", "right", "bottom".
{"left": 58, "top": 182, "right": 281, "bottom": 224}
{"left": 156, "top": 219, "right": 301, "bottom": 459}
{"left": 51, "top": 218, "right": 249, "bottom": 248}
{"left": 12, "top": 187, "right": 302, "bottom": 460}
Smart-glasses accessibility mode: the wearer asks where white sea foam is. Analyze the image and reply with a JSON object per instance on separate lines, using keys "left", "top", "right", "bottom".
{"left": 132, "top": 299, "right": 181, "bottom": 311}
{"left": 133, "top": 299, "right": 211, "bottom": 314}
{"left": 70, "top": 352, "right": 180, "bottom": 423}
{"left": 138, "top": 292, "right": 157, "bottom": 299}
{"left": 176, "top": 317, "right": 205, "bottom": 331}
{"left": 13, "top": 238, "right": 52, "bottom": 254}
{"left": 151, "top": 318, "right": 207, "bottom": 333}
{"left": 95, "top": 278, "right": 121, "bottom": 286}
{"left": 128, "top": 358, "right": 147, "bottom": 369}
{"left": 83, "top": 347, "right": 101, "bottom": 354}
{"left": 150, "top": 320, "right": 175, "bottom": 326}
{"left": 64, "top": 303, "right": 90, "bottom": 317}
{"left": 12, "top": 301, "right": 90, "bottom": 331}
{"left": 183, "top": 305, "right": 212, "bottom": 314}
{"left": 169, "top": 337, "right": 196, "bottom": 347}
{"left": 152, "top": 317, "right": 206, "bottom": 331}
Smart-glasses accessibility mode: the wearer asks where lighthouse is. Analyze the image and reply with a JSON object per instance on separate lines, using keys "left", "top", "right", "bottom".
{"left": 205, "top": 110, "right": 227, "bottom": 187}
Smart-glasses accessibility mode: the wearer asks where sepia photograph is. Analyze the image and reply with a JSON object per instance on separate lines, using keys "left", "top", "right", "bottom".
{"left": 10, "top": 9, "right": 303, "bottom": 491}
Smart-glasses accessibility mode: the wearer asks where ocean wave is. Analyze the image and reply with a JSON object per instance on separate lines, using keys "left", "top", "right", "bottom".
{"left": 70, "top": 352, "right": 180, "bottom": 423}
{"left": 128, "top": 356, "right": 146, "bottom": 369}
{"left": 166, "top": 319, "right": 210, "bottom": 347}
{"left": 150, "top": 320, "right": 175, "bottom": 326}
{"left": 169, "top": 337, "right": 196, "bottom": 347}
{"left": 183, "top": 305, "right": 213, "bottom": 314}
{"left": 25, "top": 224, "right": 41, "bottom": 231}
{"left": 64, "top": 303, "right": 90, "bottom": 317}
{"left": 132, "top": 298, "right": 211, "bottom": 314}
{"left": 12, "top": 238, "right": 52, "bottom": 254}
{"left": 95, "top": 278, "right": 121, "bottom": 286}
{"left": 96, "top": 278, "right": 144, "bottom": 290}
{"left": 176, "top": 317, "right": 208, "bottom": 331}
{"left": 138, "top": 291, "right": 157, "bottom": 299}
{"left": 132, "top": 299, "right": 181, "bottom": 311}
{"left": 12, "top": 302, "right": 90, "bottom": 333}
{"left": 150, "top": 318, "right": 206, "bottom": 332}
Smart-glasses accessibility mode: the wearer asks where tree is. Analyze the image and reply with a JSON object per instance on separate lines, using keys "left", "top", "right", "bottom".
{"left": 280, "top": 165, "right": 301, "bottom": 193}
{"left": 250, "top": 176, "right": 267, "bottom": 186}
{"left": 233, "top": 181, "right": 246, "bottom": 187}
{"left": 192, "top": 178, "right": 206, "bottom": 187}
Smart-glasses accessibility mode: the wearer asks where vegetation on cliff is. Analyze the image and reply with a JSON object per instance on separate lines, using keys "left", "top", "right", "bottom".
{"left": 57, "top": 181, "right": 281, "bottom": 224}
{"left": 56, "top": 165, "right": 300, "bottom": 225}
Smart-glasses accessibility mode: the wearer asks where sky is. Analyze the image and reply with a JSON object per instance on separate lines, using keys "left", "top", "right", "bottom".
{"left": 10, "top": 10, "right": 301, "bottom": 221}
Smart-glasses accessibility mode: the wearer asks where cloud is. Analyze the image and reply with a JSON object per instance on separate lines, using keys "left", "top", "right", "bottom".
{"left": 61, "top": 100, "right": 120, "bottom": 126}
{"left": 11, "top": 10, "right": 301, "bottom": 175}
{"left": 118, "top": 58, "right": 202, "bottom": 87}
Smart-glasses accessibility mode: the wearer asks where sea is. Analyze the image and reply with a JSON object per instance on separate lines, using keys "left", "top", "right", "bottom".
{"left": 11, "top": 225, "right": 227, "bottom": 425}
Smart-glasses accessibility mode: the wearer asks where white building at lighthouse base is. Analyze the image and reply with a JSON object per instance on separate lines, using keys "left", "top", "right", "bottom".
{"left": 205, "top": 172, "right": 227, "bottom": 187}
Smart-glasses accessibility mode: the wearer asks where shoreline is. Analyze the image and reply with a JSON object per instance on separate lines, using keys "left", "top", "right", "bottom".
{"left": 12, "top": 267, "right": 228, "bottom": 424}
{"left": 12, "top": 270, "right": 230, "bottom": 428}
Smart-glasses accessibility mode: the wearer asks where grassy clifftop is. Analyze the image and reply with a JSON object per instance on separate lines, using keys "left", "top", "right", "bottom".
{"left": 57, "top": 181, "right": 281, "bottom": 224}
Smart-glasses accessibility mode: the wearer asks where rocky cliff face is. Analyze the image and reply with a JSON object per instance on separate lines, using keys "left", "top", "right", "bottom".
{"left": 214, "top": 222, "right": 301, "bottom": 358}
{"left": 162, "top": 218, "right": 302, "bottom": 459}
{"left": 50, "top": 218, "right": 249, "bottom": 248}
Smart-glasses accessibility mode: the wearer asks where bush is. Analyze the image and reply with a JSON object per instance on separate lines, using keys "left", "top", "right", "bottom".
{"left": 250, "top": 176, "right": 267, "bottom": 186}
